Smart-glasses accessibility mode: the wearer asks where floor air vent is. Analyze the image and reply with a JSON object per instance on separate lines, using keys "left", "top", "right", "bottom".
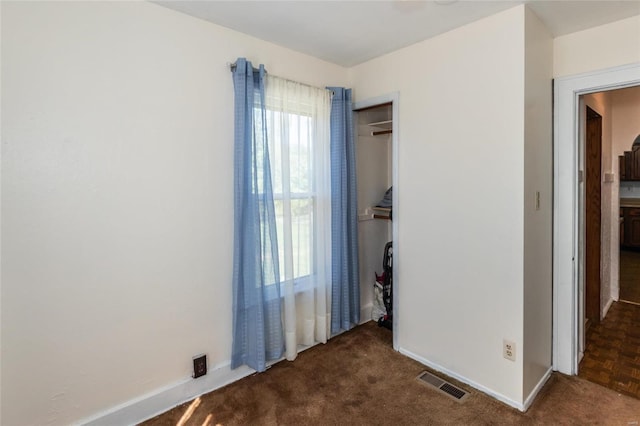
{"left": 416, "top": 371, "right": 470, "bottom": 402}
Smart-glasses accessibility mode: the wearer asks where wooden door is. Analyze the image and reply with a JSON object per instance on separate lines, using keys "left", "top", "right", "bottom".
{"left": 585, "top": 106, "right": 602, "bottom": 324}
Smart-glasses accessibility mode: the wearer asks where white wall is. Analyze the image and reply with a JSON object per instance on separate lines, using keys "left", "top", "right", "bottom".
{"left": 522, "top": 7, "right": 553, "bottom": 400}
{"left": 0, "top": 2, "right": 347, "bottom": 425}
{"left": 612, "top": 86, "right": 640, "bottom": 158}
{"left": 553, "top": 15, "right": 640, "bottom": 78}
{"left": 350, "top": 6, "right": 528, "bottom": 404}
{"left": 0, "top": 2, "right": 3, "bottom": 422}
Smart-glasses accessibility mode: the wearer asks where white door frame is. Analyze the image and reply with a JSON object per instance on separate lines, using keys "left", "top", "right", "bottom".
{"left": 553, "top": 62, "right": 640, "bottom": 374}
{"left": 353, "top": 92, "right": 400, "bottom": 351}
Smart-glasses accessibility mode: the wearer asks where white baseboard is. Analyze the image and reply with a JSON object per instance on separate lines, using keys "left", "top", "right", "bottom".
{"left": 80, "top": 316, "right": 369, "bottom": 426}
{"left": 80, "top": 362, "right": 257, "bottom": 426}
{"left": 80, "top": 343, "right": 550, "bottom": 424}
{"left": 602, "top": 297, "right": 614, "bottom": 319}
{"left": 80, "top": 310, "right": 375, "bottom": 426}
{"left": 399, "top": 347, "right": 525, "bottom": 411}
{"left": 360, "top": 303, "right": 373, "bottom": 324}
{"left": 523, "top": 367, "right": 552, "bottom": 411}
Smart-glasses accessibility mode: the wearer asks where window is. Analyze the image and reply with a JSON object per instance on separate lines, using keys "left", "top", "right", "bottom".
{"left": 263, "top": 76, "right": 332, "bottom": 289}
{"left": 268, "top": 111, "right": 314, "bottom": 285}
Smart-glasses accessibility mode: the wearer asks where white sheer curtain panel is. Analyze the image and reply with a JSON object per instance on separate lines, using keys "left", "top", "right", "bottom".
{"left": 265, "top": 75, "right": 333, "bottom": 361}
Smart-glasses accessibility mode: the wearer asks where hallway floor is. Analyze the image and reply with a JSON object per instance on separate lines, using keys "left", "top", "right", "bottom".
{"left": 579, "top": 301, "right": 640, "bottom": 399}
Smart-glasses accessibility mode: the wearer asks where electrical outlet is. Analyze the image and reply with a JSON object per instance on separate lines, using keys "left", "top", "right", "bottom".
{"left": 503, "top": 340, "right": 516, "bottom": 362}
{"left": 193, "top": 354, "right": 207, "bottom": 378}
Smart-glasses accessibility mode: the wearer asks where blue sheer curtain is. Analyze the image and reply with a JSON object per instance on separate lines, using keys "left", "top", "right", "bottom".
{"left": 327, "top": 87, "right": 360, "bottom": 334}
{"left": 231, "top": 58, "right": 284, "bottom": 372}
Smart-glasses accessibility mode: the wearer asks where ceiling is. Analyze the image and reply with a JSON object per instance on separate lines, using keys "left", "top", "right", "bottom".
{"left": 153, "top": 1, "right": 640, "bottom": 67}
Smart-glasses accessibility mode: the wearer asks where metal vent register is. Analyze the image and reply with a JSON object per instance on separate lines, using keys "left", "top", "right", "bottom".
{"left": 416, "top": 371, "right": 470, "bottom": 402}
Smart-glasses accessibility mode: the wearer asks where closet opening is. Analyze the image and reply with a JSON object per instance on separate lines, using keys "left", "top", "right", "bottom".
{"left": 353, "top": 95, "right": 399, "bottom": 349}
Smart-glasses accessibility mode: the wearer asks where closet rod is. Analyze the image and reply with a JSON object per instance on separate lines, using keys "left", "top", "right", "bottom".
{"left": 372, "top": 129, "right": 392, "bottom": 136}
{"left": 353, "top": 101, "right": 392, "bottom": 112}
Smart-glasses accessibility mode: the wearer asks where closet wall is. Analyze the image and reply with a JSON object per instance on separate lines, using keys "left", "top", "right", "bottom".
{"left": 355, "top": 103, "right": 393, "bottom": 322}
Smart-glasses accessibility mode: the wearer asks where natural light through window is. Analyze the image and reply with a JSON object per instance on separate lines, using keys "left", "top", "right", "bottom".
{"left": 268, "top": 110, "right": 314, "bottom": 285}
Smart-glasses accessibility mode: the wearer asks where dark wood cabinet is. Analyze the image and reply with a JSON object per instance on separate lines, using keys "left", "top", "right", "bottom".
{"left": 619, "top": 148, "right": 640, "bottom": 181}
{"left": 628, "top": 213, "right": 640, "bottom": 247}
{"left": 621, "top": 207, "right": 640, "bottom": 249}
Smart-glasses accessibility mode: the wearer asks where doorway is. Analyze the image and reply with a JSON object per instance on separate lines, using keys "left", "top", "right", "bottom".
{"left": 575, "top": 87, "right": 640, "bottom": 399}
{"left": 553, "top": 62, "right": 640, "bottom": 376}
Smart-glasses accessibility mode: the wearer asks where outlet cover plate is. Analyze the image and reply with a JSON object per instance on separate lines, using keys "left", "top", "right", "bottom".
{"left": 193, "top": 354, "right": 207, "bottom": 378}
{"left": 503, "top": 340, "right": 516, "bottom": 362}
